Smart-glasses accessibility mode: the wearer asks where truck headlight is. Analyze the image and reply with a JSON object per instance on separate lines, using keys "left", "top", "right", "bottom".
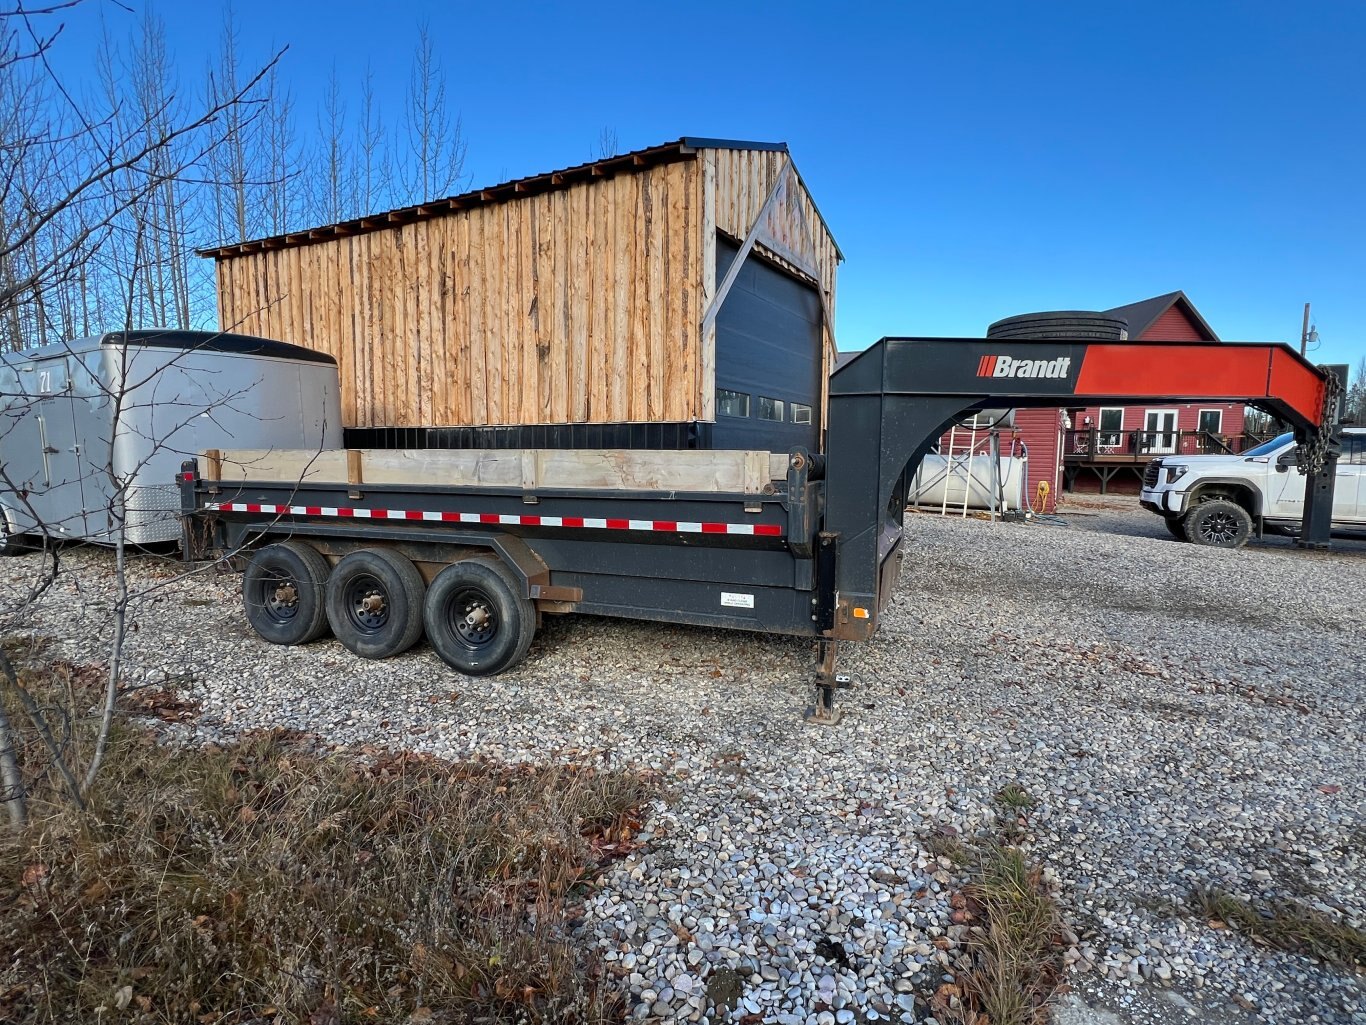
{"left": 1165, "top": 465, "right": 1188, "bottom": 484}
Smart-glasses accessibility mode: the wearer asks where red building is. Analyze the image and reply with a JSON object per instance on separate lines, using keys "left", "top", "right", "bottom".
{"left": 1007, "top": 292, "right": 1249, "bottom": 510}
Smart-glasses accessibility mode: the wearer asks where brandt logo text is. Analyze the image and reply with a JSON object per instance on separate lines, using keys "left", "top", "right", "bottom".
{"left": 976, "top": 355, "right": 1072, "bottom": 379}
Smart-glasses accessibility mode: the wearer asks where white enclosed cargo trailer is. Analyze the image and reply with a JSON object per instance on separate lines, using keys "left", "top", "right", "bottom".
{"left": 0, "top": 330, "right": 341, "bottom": 548}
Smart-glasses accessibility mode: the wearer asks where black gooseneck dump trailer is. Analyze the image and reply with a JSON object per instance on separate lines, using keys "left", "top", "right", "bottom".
{"left": 180, "top": 337, "right": 1340, "bottom": 722}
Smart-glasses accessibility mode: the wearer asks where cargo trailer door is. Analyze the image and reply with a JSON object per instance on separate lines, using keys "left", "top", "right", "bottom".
{"left": 11, "top": 357, "right": 90, "bottom": 539}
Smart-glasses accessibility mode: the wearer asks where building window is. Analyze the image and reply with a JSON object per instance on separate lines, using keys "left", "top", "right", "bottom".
{"left": 717, "top": 389, "right": 750, "bottom": 418}
{"left": 1097, "top": 407, "right": 1123, "bottom": 448}
{"left": 1342, "top": 434, "right": 1365, "bottom": 466}
{"left": 791, "top": 402, "right": 812, "bottom": 425}
{"left": 1197, "top": 409, "right": 1223, "bottom": 435}
{"left": 757, "top": 396, "right": 785, "bottom": 422}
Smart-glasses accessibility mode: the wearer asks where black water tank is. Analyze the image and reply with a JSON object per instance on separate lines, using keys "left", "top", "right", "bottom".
{"left": 987, "top": 311, "right": 1129, "bottom": 340}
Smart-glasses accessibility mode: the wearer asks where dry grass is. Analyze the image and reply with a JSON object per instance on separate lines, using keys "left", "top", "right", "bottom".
{"left": 937, "top": 844, "right": 1065, "bottom": 1025}
{"left": 992, "top": 784, "right": 1034, "bottom": 812}
{"left": 1189, "top": 886, "right": 1366, "bottom": 970}
{"left": 0, "top": 642, "right": 652, "bottom": 1024}
{"left": 923, "top": 828, "right": 970, "bottom": 868}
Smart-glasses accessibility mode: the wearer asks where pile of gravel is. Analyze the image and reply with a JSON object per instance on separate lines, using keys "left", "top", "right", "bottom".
{"left": 2, "top": 507, "right": 1362, "bottom": 1024}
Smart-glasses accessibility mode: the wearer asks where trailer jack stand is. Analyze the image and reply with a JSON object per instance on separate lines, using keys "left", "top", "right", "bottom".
{"left": 804, "top": 639, "right": 854, "bottom": 725}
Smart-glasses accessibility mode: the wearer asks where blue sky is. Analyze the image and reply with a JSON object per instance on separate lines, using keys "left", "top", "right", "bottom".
{"left": 52, "top": 0, "right": 1366, "bottom": 369}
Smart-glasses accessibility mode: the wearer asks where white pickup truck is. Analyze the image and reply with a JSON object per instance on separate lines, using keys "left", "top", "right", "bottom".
{"left": 1139, "top": 428, "right": 1366, "bottom": 547}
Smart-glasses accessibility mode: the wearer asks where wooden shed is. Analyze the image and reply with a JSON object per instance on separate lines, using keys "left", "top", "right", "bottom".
{"left": 201, "top": 138, "right": 842, "bottom": 452}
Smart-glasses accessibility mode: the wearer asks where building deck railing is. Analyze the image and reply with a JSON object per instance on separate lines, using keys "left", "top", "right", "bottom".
{"left": 1062, "top": 429, "right": 1274, "bottom": 464}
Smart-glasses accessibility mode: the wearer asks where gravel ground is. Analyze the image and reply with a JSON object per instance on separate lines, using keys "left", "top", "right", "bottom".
{"left": 2, "top": 502, "right": 1363, "bottom": 1024}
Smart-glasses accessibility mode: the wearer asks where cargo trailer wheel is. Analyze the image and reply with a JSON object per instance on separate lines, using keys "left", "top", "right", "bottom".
{"left": 1185, "top": 499, "right": 1252, "bottom": 549}
{"left": 423, "top": 558, "right": 535, "bottom": 676}
{"left": 0, "top": 519, "right": 28, "bottom": 556}
{"left": 1163, "top": 516, "right": 1189, "bottom": 541}
{"left": 242, "top": 541, "right": 332, "bottom": 645}
{"left": 326, "top": 548, "right": 426, "bottom": 659}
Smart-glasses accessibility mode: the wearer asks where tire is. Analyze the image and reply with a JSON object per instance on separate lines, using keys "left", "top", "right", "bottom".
{"left": 325, "top": 547, "right": 427, "bottom": 659}
{"left": 0, "top": 516, "right": 27, "bottom": 556}
{"left": 1163, "top": 516, "right": 1189, "bottom": 541}
{"left": 242, "top": 541, "right": 332, "bottom": 645}
{"left": 986, "top": 311, "right": 1129, "bottom": 341}
{"left": 423, "top": 557, "right": 536, "bottom": 676}
{"left": 1185, "top": 499, "right": 1253, "bottom": 549}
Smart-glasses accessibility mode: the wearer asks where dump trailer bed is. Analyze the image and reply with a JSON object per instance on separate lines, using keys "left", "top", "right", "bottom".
{"left": 182, "top": 445, "right": 821, "bottom": 637}
{"left": 181, "top": 336, "right": 1338, "bottom": 722}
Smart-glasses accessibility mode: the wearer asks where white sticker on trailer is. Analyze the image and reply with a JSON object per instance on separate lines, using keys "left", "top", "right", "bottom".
{"left": 720, "top": 591, "right": 755, "bottom": 609}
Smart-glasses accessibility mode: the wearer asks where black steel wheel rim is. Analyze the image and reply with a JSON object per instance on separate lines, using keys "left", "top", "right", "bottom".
{"left": 1200, "top": 511, "right": 1240, "bottom": 544}
{"left": 345, "top": 572, "right": 389, "bottom": 633}
{"left": 259, "top": 568, "right": 300, "bottom": 623}
{"left": 445, "top": 586, "right": 499, "bottom": 650}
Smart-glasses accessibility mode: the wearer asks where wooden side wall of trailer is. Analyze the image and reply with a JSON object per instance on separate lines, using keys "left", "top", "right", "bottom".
{"left": 215, "top": 161, "right": 707, "bottom": 429}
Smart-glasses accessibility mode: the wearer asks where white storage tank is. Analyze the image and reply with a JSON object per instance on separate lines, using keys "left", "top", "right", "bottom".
{"left": 908, "top": 452, "right": 1028, "bottom": 512}
{"left": 0, "top": 330, "right": 341, "bottom": 547}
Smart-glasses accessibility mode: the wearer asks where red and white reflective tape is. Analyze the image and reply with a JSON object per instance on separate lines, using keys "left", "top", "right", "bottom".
{"left": 203, "top": 501, "right": 783, "bottom": 538}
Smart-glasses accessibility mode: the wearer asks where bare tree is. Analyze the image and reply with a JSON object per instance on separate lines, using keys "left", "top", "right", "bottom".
{"left": 0, "top": 2, "right": 282, "bottom": 352}
{"left": 357, "top": 64, "right": 386, "bottom": 214}
{"left": 401, "top": 21, "right": 465, "bottom": 204}
{"left": 1345, "top": 355, "right": 1366, "bottom": 425}
{"left": 313, "top": 64, "right": 351, "bottom": 224}
{"left": 0, "top": 2, "right": 287, "bottom": 821}
{"left": 593, "top": 126, "right": 619, "bottom": 160}
{"left": 260, "top": 60, "right": 300, "bottom": 235}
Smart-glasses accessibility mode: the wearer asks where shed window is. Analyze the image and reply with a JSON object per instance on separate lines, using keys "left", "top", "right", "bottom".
{"left": 1343, "top": 434, "right": 1365, "bottom": 466}
{"left": 791, "top": 402, "right": 812, "bottom": 425}
{"left": 757, "top": 396, "right": 784, "bottom": 422}
{"left": 717, "top": 389, "right": 750, "bottom": 418}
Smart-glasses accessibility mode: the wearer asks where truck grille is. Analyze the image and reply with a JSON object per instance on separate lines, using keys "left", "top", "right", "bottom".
{"left": 1142, "top": 461, "right": 1161, "bottom": 488}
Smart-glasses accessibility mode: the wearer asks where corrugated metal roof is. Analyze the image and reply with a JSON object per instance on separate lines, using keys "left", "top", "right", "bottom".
{"left": 197, "top": 137, "right": 835, "bottom": 260}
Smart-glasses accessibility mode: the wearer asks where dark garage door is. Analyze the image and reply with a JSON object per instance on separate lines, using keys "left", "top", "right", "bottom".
{"left": 712, "top": 238, "right": 822, "bottom": 452}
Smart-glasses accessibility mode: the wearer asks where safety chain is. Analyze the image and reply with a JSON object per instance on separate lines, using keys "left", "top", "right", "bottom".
{"left": 1294, "top": 370, "right": 1344, "bottom": 476}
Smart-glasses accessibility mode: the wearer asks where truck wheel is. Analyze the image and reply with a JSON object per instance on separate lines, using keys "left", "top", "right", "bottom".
{"left": 1163, "top": 516, "right": 1189, "bottom": 541}
{"left": 423, "top": 557, "right": 535, "bottom": 676}
{"left": 242, "top": 541, "right": 332, "bottom": 645}
{"left": 326, "top": 548, "right": 426, "bottom": 659}
{"left": 1185, "top": 500, "right": 1252, "bottom": 549}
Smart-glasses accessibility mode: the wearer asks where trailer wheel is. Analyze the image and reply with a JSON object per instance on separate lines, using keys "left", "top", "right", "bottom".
{"left": 0, "top": 516, "right": 28, "bottom": 556}
{"left": 326, "top": 548, "right": 427, "bottom": 659}
{"left": 423, "top": 557, "right": 535, "bottom": 676}
{"left": 1163, "top": 516, "right": 1189, "bottom": 541}
{"left": 242, "top": 541, "right": 332, "bottom": 645}
{"left": 1185, "top": 499, "right": 1252, "bottom": 549}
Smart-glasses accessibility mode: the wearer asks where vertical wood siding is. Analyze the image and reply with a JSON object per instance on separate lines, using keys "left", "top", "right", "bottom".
{"left": 216, "top": 161, "right": 703, "bottom": 429}
{"left": 214, "top": 147, "right": 841, "bottom": 432}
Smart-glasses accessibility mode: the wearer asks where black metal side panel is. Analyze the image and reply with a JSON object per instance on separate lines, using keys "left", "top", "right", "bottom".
{"left": 712, "top": 238, "right": 821, "bottom": 452}
{"left": 196, "top": 480, "right": 821, "bottom": 638}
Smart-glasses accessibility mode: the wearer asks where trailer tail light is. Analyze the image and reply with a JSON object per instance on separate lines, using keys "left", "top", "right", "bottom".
{"left": 853, "top": 607, "right": 869, "bottom": 619}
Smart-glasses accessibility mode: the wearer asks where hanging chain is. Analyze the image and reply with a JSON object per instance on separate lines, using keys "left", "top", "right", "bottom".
{"left": 1294, "top": 371, "right": 1343, "bottom": 476}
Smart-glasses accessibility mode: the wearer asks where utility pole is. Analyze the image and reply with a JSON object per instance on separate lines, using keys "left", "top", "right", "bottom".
{"left": 1301, "top": 302, "right": 1311, "bottom": 356}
